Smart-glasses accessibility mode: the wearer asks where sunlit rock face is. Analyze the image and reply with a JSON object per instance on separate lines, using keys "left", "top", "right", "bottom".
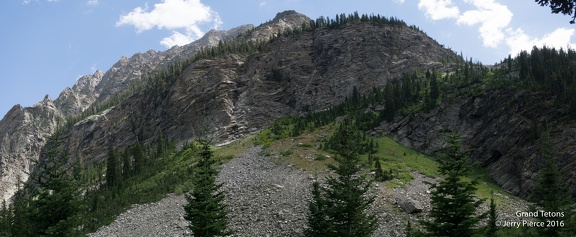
{"left": 0, "top": 10, "right": 459, "bottom": 203}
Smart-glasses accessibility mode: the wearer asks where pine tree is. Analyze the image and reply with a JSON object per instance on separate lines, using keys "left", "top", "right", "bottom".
{"left": 106, "top": 146, "right": 120, "bottom": 188}
{"left": 27, "top": 132, "right": 84, "bottom": 236}
{"left": 304, "top": 181, "right": 333, "bottom": 237}
{"left": 405, "top": 219, "right": 414, "bottom": 237}
{"left": 374, "top": 156, "right": 385, "bottom": 182}
{"left": 420, "top": 133, "right": 485, "bottom": 237}
{"left": 122, "top": 148, "right": 132, "bottom": 179}
{"left": 184, "top": 140, "right": 231, "bottom": 237}
{"left": 9, "top": 188, "right": 33, "bottom": 237}
{"left": 485, "top": 193, "right": 498, "bottom": 237}
{"left": 530, "top": 131, "right": 573, "bottom": 237}
{"left": 132, "top": 141, "right": 145, "bottom": 175}
{"left": 0, "top": 199, "right": 11, "bottom": 237}
{"left": 429, "top": 70, "right": 440, "bottom": 108}
{"left": 305, "top": 117, "right": 378, "bottom": 237}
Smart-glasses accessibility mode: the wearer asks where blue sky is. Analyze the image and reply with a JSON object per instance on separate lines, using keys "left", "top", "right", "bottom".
{"left": 1, "top": 0, "right": 574, "bottom": 118}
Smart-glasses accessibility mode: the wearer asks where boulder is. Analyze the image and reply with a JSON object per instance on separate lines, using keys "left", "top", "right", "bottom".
{"left": 401, "top": 198, "right": 423, "bottom": 214}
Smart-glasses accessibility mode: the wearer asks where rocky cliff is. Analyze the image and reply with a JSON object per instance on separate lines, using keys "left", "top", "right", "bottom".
{"left": 0, "top": 97, "right": 59, "bottom": 203}
{"left": 0, "top": 11, "right": 326, "bottom": 202}
{"left": 374, "top": 88, "right": 576, "bottom": 199}
{"left": 59, "top": 13, "right": 457, "bottom": 172}
{"left": 0, "top": 14, "right": 295, "bottom": 203}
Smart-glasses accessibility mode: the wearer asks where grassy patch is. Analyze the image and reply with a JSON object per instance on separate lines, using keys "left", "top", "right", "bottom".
{"left": 370, "top": 137, "right": 439, "bottom": 185}
{"left": 280, "top": 149, "right": 294, "bottom": 156}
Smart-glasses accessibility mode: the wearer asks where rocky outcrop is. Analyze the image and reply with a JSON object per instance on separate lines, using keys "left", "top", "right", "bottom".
{"left": 54, "top": 70, "right": 103, "bottom": 117}
{"left": 0, "top": 10, "right": 458, "bottom": 202}
{"left": 0, "top": 96, "right": 60, "bottom": 202}
{"left": 61, "top": 17, "right": 457, "bottom": 170}
{"left": 375, "top": 89, "right": 576, "bottom": 199}
{"left": 0, "top": 17, "right": 258, "bottom": 202}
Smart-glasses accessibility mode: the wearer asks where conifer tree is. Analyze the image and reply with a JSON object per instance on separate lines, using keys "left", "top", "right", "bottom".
{"left": 106, "top": 146, "right": 120, "bottom": 188}
{"left": 530, "top": 131, "right": 573, "bottom": 237}
{"left": 0, "top": 199, "right": 11, "bottom": 237}
{"left": 26, "top": 132, "right": 84, "bottom": 236}
{"left": 305, "top": 117, "right": 377, "bottom": 237}
{"left": 405, "top": 219, "right": 414, "bottom": 237}
{"left": 9, "top": 178, "right": 33, "bottom": 237}
{"left": 122, "top": 148, "right": 132, "bottom": 179}
{"left": 132, "top": 141, "right": 145, "bottom": 175}
{"left": 420, "top": 133, "right": 485, "bottom": 237}
{"left": 429, "top": 70, "right": 440, "bottom": 107}
{"left": 184, "top": 140, "right": 231, "bottom": 237}
{"left": 374, "top": 156, "right": 385, "bottom": 182}
{"left": 485, "top": 192, "right": 498, "bottom": 237}
{"left": 304, "top": 181, "right": 333, "bottom": 237}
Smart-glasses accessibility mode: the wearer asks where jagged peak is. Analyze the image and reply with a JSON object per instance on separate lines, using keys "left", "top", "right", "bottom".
{"left": 32, "top": 94, "right": 54, "bottom": 108}
{"left": 93, "top": 70, "right": 104, "bottom": 78}
{"left": 42, "top": 94, "right": 52, "bottom": 103}
{"left": 0, "top": 104, "right": 23, "bottom": 122}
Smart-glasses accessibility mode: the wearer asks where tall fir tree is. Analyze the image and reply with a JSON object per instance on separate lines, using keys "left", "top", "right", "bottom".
{"left": 485, "top": 193, "right": 498, "bottom": 237}
{"left": 9, "top": 178, "right": 34, "bottom": 237}
{"left": 530, "top": 131, "right": 573, "bottom": 237}
{"left": 374, "top": 156, "right": 385, "bottom": 182}
{"left": 184, "top": 140, "right": 231, "bottom": 237}
{"left": 304, "top": 117, "right": 377, "bottom": 237}
{"left": 106, "top": 146, "right": 121, "bottom": 188}
{"left": 132, "top": 141, "right": 145, "bottom": 175}
{"left": 0, "top": 199, "right": 11, "bottom": 237}
{"left": 420, "top": 133, "right": 485, "bottom": 237}
{"left": 26, "top": 132, "right": 84, "bottom": 237}
{"left": 304, "top": 181, "right": 333, "bottom": 237}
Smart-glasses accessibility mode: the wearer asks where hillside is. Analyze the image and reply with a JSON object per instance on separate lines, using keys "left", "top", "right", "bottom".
{"left": 86, "top": 126, "right": 529, "bottom": 236}
{"left": 1, "top": 9, "right": 576, "bottom": 236}
{"left": 56, "top": 12, "right": 457, "bottom": 182}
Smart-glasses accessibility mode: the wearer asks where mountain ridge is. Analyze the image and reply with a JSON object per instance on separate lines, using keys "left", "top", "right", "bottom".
{"left": 0, "top": 10, "right": 312, "bottom": 203}
{"left": 3, "top": 10, "right": 566, "bottom": 208}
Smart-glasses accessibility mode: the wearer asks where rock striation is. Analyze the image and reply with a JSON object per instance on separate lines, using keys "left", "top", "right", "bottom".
{"left": 61, "top": 14, "right": 457, "bottom": 172}
{"left": 0, "top": 10, "right": 458, "bottom": 203}
{"left": 0, "top": 14, "right": 267, "bottom": 202}
{"left": 374, "top": 89, "right": 576, "bottom": 199}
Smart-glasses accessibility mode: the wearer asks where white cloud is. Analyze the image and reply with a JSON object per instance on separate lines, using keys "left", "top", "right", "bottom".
{"left": 415, "top": 0, "right": 576, "bottom": 61}
{"left": 506, "top": 27, "right": 576, "bottom": 56}
{"left": 22, "top": 0, "right": 31, "bottom": 4}
{"left": 418, "top": 0, "right": 460, "bottom": 20}
{"left": 160, "top": 29, "right": 201, "bottom": 47}
{"left": 456, "top": 0, "right": 512, "bottom": 48}
{"left": 117, "top": 0, "right": 222, "bottom": 48}
{"left": 87, "top": 0, "right": 99, "bottom": 6}
{"left": 394, "top": 0, "right": 405, "bottom": 4}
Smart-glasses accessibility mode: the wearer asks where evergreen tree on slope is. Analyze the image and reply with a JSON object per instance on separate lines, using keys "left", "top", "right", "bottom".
{"left": 420, "top": 133, "right": 485, "bottom": 237}
{"left": 27, "top": 132, "right": 83, "bottom": 237}
{"left": 184, "top": 140, "right": 231, "bottom": 237}
{"left": 305, "top": 117, "right": 377, "bottom": 237}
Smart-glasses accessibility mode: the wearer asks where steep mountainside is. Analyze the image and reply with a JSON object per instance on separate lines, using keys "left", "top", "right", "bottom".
{"left": 59, "top": 14, "right": 457, "bottom": 171}
{"left": 0, "top": 10, "right": 317, "bottom": 203}
{"left": 376, "top": 88, "right": 576, "bottom": 199}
